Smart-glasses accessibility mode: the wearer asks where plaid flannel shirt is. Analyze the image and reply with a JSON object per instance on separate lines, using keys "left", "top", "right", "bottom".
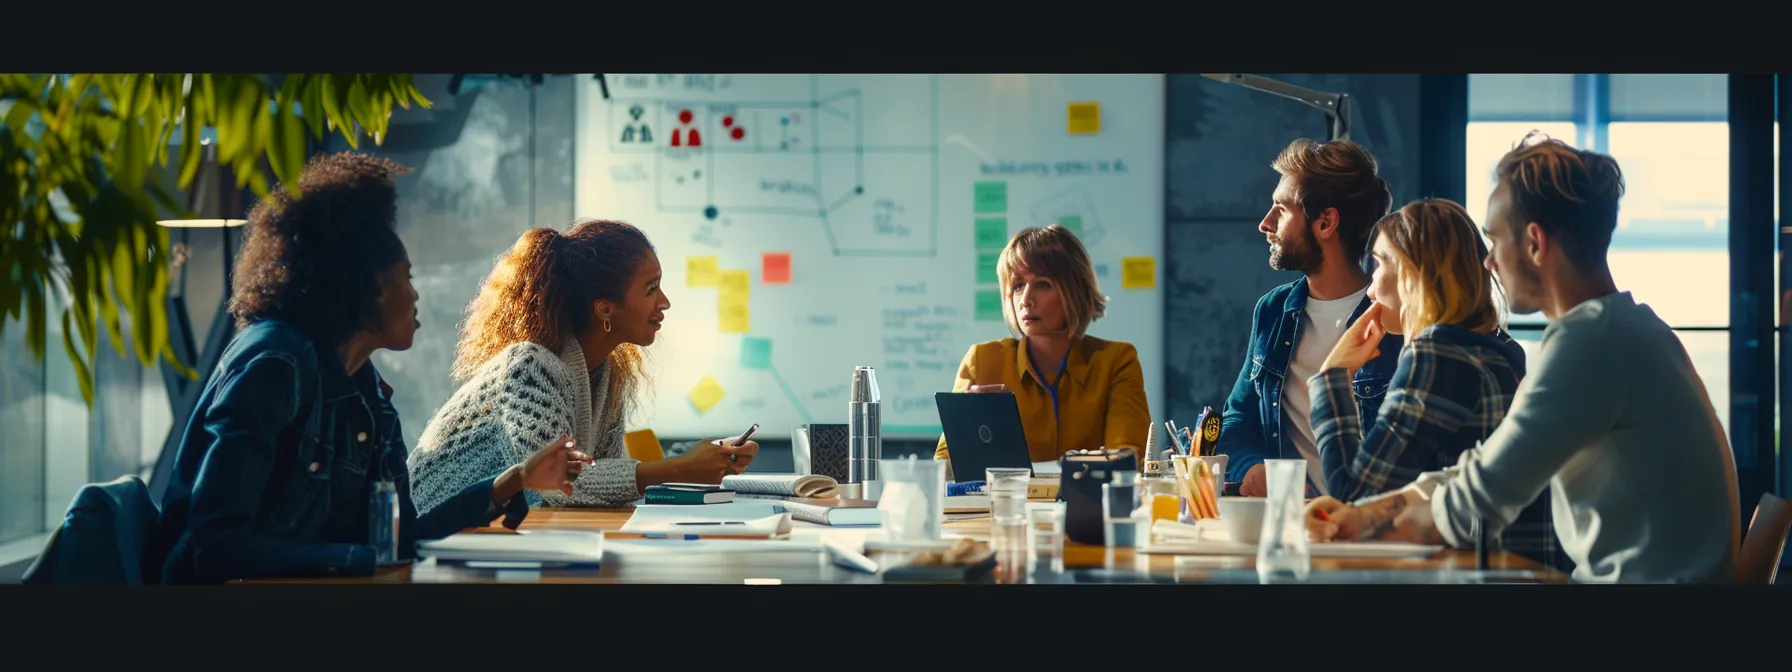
{"left": 1308, "top": 324, "right": 1565, "bottom": 570}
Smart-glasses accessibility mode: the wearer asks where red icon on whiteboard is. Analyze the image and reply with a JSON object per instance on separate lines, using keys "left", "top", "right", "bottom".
{"left": 671, "top": 108, "right": 702, "bottom": 147}
{"left": 721, "top": 114, "right": 746, "bottom": 142}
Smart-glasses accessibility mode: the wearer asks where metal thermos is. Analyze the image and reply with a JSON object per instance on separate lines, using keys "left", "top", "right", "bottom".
{"left": 369, "top": 480, "right": 400, "bottom": 565}
{"left": 848, "top": 366, "right": 882, "bottom": 497}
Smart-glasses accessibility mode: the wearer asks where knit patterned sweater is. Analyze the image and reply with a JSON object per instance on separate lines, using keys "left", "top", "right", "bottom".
{"left": 407, "top": 339, "right": 638, "bottom": 513}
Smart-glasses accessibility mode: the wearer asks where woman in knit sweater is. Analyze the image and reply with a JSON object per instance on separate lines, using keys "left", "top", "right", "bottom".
{"left": 407, "top": 219, "right": 759, "bottom": 511}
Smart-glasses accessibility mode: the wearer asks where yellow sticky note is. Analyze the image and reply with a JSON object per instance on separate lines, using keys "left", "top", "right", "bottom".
{"left": 1067, "top": 101, "right": 1100, "bottom": 135}
{"left": 688, "top": 375, "right": 726, "bottom": 414}
{"left": 717, "top": 270, "right": 750, "bottom": 333}
{"left": 719, "top": 301, "right": 750, "bottom": 333}
{"left": 719, "top": 269, "right": 750, "bottom": 298}
{"left": 687, "top": 256, "right": 719, "bottom": 287}
{"left": 1122, "top": 256, "right": 1156, "bottom": 289}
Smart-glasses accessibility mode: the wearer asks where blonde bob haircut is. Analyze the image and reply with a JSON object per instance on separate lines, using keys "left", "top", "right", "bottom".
{"left": 1373, "top": 198, "right": 1505, "bottom": 337}
{"left": 996, "top": 224, "right": 1107, "bottom": 339}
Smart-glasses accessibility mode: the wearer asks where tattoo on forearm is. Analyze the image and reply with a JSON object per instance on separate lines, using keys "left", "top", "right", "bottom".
{"left": 1354, "top": 496, "right": 1407, "bottom": 540}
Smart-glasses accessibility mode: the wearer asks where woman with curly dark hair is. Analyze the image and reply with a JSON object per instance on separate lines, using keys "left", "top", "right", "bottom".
{"left": 151, "top": 152, "right": 591, "bottom": 584}
{"left": 406, "top": 219, "right": 758, "bottom": 511}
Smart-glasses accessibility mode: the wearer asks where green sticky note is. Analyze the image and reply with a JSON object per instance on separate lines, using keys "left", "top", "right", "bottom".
{"left": 975, "top": 289, "right": 1004, "bottom": 322}
{"left": 975, "top": 217, "right": 1008, "bottom": 250}
{"left": 740, "top": 337, "right": 772, "bottom": 370}
{"left": 974, "top": 181, "right": 1007, "bottom": 213}
{"left": 976, "top": 251, "right": 1000, "bottom": 284}
{"left": 1058, "top": 215, "right": 1082, "bottom": 238}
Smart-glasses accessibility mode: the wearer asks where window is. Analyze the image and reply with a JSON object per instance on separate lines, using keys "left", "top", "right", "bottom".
{"left": 1466, "top": 74, "right": 1735, "bottom": 434}
{"left": 1606, "top": 122, "right": 1729, "bottom": 327}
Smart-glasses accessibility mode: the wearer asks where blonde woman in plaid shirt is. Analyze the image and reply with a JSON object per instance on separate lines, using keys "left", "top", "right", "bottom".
{"left": 1302, "top": 198, "right": 1564, "bottom": 571}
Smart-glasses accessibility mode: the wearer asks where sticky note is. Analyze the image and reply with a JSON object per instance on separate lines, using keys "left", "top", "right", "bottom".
{"left": 1067, "top": 101, "right": 1100, "bottom": 135}
{"left": 974, "top": 181, "right": 1007, "bottom": 214}
{"left": 976, "top": 251, "right": 1000, "bottom": 285}
{"left": 719, "top": 302, "right": 750, "bottom": 333}
{"left": 719, "top": 270, "right": 750, "bottom": 299}
{"left": 1122, "top": 256, "right": 1156, "bottom": 290}
{"left": 688, "top": 375, "right": 726, "bottom": 414}
{"left": 974, "top": 289, "right": 1004, "bottom": 322}
{"left": 687, "top": 256, "right": 719, "bottom": 287}
{"left": 975, "top": 217, "right": 1008, "bottom": 251}
{"left": 762, "top": 252, "right": 791, "bottom": 284}
{"left": 740, "top": 337, "right": 772, "bottom": 369}
{"left": 1058, "top": 215, "right": 1083, "bottom": 239}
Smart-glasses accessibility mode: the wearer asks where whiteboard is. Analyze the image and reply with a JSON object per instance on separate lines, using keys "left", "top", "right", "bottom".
{"left": 573, "top": 74, "right": 1164, "bottom": 439}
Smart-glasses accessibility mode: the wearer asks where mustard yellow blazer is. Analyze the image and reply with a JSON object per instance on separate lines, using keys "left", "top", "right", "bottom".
{"left": 933, "top": 335, "right": 1150, "bottom": 467}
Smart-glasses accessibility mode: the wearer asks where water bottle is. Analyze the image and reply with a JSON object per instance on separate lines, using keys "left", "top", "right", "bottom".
{"left": 848, "top": 366, "right": 882, "bottom": 500}
{"left": 369, "top": 480, "right": 400, "bottom": 564}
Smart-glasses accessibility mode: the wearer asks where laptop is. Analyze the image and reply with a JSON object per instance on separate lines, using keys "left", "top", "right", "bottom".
{"left": 934, "top": 392, "right": 1035, "bottom": 484}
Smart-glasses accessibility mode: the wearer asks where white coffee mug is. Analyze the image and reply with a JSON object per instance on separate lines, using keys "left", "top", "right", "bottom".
{"left": 1217, "top": 496, "right": 1266, "bottom": 544}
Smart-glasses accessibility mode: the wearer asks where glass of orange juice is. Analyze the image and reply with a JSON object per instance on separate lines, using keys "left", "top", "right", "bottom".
{"left": 1139, "top": 465, "right": 1182, "bottom": 544}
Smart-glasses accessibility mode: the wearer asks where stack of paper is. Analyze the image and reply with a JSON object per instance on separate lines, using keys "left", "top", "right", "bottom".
{"left": 617, "top": 512, "right": 794, "bottom": 537}
{"left": 1141, "top": 519, "right": 1445, "bottom": 558}
{"left": 417, "top": 530, "right": 605, "bottom": 564}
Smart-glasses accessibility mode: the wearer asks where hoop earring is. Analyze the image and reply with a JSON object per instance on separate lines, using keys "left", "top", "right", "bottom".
{"left": 603, "top": 318, "right": 613, "bottom": 333}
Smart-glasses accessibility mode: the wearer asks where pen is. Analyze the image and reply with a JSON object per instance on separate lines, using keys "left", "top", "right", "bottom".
{"left": 1163, "top": 421, "right": 1188, "bottom": 454}
{"left": 728, "top": 423, "right": 758, "bottom": 463}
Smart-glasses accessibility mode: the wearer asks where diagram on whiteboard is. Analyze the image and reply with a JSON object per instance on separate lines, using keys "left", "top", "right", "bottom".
{"left": 575, "top": 74, "right": 1165, "bottom": 439}
{"left": 601, "top": 77, "right": 938, "bottom": 257}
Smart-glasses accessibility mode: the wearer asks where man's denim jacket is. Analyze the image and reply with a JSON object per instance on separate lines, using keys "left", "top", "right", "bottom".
{"left": 1213, "top": 278, "right": 1404, "bottom": 493}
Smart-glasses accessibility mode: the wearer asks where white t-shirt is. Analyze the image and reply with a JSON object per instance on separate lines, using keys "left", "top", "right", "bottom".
{"left": 1281, "top": 284, "right": 1368, "bottom": 496}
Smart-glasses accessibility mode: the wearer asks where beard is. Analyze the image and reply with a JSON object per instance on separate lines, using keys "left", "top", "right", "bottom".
{"left": 1498, "top": 259, "right": 1544, "bottom": 315}
{"left": 1268, "top": 227, "right": 1321, "bottom": 272}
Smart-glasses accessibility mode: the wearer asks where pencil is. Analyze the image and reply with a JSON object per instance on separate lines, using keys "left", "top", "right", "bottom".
{"left": 1194, "top": 460, "right": 1220, "bottom": 519}
{"left": 1177, "top": 458, "right": 1217, "bottom": 519}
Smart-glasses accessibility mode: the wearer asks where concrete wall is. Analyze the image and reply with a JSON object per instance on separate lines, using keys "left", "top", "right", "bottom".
{"left": 1162, "top": 74, "right": 1423, "bottom": 423}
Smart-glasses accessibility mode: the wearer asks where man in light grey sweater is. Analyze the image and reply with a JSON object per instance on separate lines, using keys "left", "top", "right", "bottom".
{"left": 1305, "top": 131, "right": 1742, "bottom": 583}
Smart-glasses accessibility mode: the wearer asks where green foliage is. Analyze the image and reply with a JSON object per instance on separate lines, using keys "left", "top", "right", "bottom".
{"left": 0, "top": 73, "right": 430, "bottom": 405}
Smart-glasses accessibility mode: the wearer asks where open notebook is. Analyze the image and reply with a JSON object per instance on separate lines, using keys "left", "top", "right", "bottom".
{"left": 722, "top": 474, "right": 839, "bottom": 499}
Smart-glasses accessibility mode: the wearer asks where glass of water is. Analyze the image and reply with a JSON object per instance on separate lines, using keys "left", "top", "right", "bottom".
{"left": 1256, "top": 459, "right": 1312, "bottom": 582}
{"left": 1102, "top": 482, "right": 1138, "bottom": 547}
{"left": 987, "top": 468, "right": 1030, "bottom": 524}
{"left": 1028, "top": 503, "right": 1066, "bottom": 573}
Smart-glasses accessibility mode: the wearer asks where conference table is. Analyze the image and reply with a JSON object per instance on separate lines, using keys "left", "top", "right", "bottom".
{"left": 244, "top": 507, "right": 1568, "bottom": 585}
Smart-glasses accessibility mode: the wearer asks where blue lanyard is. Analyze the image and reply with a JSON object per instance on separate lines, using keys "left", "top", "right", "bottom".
{"left": 1031, "top": 350, "right": 1071, "bottom": 419}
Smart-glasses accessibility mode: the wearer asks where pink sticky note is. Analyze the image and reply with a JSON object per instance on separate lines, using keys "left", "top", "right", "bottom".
{"left": 763, "top": 252, "right": 791, "bottom": 284}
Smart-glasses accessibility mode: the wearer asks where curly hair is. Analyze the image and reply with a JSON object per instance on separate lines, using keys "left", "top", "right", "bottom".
{"left": 451, "top": 219, "right": 655, "bottom": 416}
{"left": 228, "top": 152, "right": 412, "bottom": 348}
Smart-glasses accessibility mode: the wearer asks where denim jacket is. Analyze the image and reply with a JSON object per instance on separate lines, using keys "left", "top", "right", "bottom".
{"left": 1213, "top": 278, "right": 1403, "bottom": 492}
{"left": 152, "top": 319, "right": 524, "bottom": 583}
